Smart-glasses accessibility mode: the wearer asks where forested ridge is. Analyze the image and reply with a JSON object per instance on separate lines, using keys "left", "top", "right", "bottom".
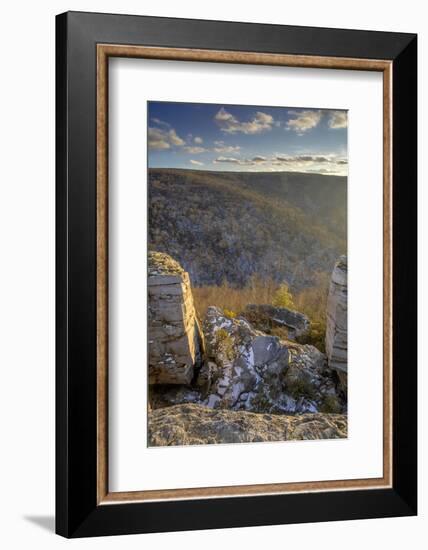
{"left": 148, "top": 168, "right": 346, "bottom": 291}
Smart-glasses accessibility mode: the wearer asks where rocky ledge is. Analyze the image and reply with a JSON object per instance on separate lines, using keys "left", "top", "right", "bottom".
{"left": 200, "top": 306, "right": 340, "bottom": 414}
{"left": 149, "top": 306, "right": 343, "bottom": 415}
{"left": 147, "top": 251, "right": 348, "bottom": 445}
{"left": 148, "top": 403, "right": 347, "bottom": 446}
{"left": 244, "top": 304, "right": 310, "bottom": 340}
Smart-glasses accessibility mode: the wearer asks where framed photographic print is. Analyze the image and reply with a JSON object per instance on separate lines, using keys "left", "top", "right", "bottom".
{"left": 56, "top": 11, "right": 417, "bottom": 538}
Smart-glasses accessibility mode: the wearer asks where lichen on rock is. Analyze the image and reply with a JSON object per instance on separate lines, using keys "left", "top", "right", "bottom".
{"left": 148, "top": 403, "right": 347, "bottom": 446}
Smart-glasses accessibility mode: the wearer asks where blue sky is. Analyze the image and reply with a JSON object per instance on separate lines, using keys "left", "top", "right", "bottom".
{"left": 148, "top": 102, "right": 348, "bottom": 176}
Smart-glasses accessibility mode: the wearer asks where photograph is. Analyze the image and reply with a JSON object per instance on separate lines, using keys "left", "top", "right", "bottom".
{"left": 0, "top": 3, "right": 419, "bottom": 544}
{"left": 147, "top": 101, "right": 348, "bottom": 446}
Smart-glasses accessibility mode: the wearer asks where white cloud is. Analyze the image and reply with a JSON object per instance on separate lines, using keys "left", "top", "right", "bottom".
{"left": 272, "top": 153, "right": 347, "bottom": 175}
{"left": 213, "top": 156, "right": 243, "bottom": 164}
{"left": 275, "top": 154, "right": 338, "bottom": 163}
{"left": 214, "top": 107, "right": 274, "bottom": 134}
{"left": 148, "top": 127, "right": 170, "bottom": 150}
{"left": 286, "top": 110, "right": 322, "bottom": 134}
{"left": 213, "top": 152, "right": 347, "bottom": 175}
{"left": 194, "top": 136, "right": 203, "bottom": 144}
{"left": 183, "top": 140, "right": 240, "bottom": 154}
{"left": 213, "top": 141, "right": 241, "bottom": 153}
{"left": 183, "top": 146, "right": 206, "bottom": 154}
{"left": 328, "top": 111, "right": 348, "bottom": 129}
{"left": 148, "top": 126, "right": 185, "bottom": 150}
{"left": 151, "top": 117, "right": 170, "bottom": 128}
{"left": 190, "top": 159, "right": 204, "bottom": 166}
{"left": 168, "top": 129, "right": 185, "bottom": 146}
{"left": 213, "top": 156, "right": 265, "bottom": 167}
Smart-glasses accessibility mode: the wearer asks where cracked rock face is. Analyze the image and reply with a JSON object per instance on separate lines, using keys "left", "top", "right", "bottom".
{"left": 148, "top": 403, "right": 347, "bottom": 446}
{"left": 148, "top": 251, "right": 203, "bottom": 384}
{"left": 244, "top": 304, "right": 310, "bottom": 340}
{"left": 197, "top": 307, "right": 340, "bottom": 414}
{"left": 201, "top": 306, "right": 289, "bottom": 412}
{"left": 325, "top": 256, "right": 348, "bottom": 384}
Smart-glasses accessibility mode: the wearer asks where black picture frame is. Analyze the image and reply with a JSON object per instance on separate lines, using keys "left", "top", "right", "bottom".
{"left": 56, "top": 11, "right": 417, "bottom": 538}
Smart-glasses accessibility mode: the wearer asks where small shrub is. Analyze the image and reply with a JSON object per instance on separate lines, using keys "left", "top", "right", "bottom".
{"left": 320, "top": 394, "right": 342, "bottom": 414}
{"left": 297, "top": 320, "right": 326, "bottom": 353}
{"left": 214, "top": 328, "right": 235, "bottom": 360}
{"left": 272, "top": 283, "right": 295, "bottom": 309}
{"left": 286, "top": 376, "right": 316, "bottom": 400}
{"left": 223, "top": 308, "right": 237, "bottom": 319}
{"left": 214, "top": 328, "right": 228, "bottom": 343}
{"left": 249, "top": 391, "right": 271, "bottom": 412}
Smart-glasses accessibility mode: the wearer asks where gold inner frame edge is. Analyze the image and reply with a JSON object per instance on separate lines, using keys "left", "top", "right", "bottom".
{"left": 96, "top": 44, "right": 393, "bottom": 505}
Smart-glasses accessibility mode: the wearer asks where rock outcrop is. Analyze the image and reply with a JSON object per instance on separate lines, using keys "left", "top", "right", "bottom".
{"left": 325, "top": 256, "right": 348, "bottom": 390}
{"left": 201, "top": 306, "right": 290, "bottom": 412}
{"left": 191, "top": 307, "right": 340, "bottom": 414}
{"left": 147, "top": 251, "right": 347, "bottom": 445}
{"left": 148, "top": 251, "right": 203, "bottom": 384}
{"left": 148, "top": 403, "right": 347, "bottom": 446}
{"left": 244, "top": 304, "right": 310, "bottom": 340}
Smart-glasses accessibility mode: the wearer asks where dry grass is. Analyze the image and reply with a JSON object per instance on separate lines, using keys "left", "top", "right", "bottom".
{"left": 291, "top": 272, "right": 330, "bottom": 351}
{"left": 293, "top": 271, "right": 330, "bottom": 324}
{"left": 193, "top": 272, "right": 330, "bottom": 325}
{"left": 192, "top": 273, "right": 330, "bottom": 352}
{"left": 192, "top": 275, "right": 278, "bottom": 320}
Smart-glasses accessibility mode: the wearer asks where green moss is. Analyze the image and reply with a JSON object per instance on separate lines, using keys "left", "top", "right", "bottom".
{"left": 286, "top": 377, "right": 316, "bottom": 400}
{"left": 249, "top": 391, "right": 271, "bottom": 411}
{"left": 296, "top": 320, "right": 326, "bottom": 353}
{"left": 320, "top": 395, "right": 342, "bottom": 413}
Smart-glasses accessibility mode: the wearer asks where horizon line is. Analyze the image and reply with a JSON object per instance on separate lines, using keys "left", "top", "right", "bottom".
{"left": 147, "top": 167, "right": 347, "bottom": 177}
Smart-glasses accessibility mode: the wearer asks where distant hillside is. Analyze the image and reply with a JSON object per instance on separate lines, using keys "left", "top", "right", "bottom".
{"left": 148, "top": 168, "right": 347, "bottom": 290}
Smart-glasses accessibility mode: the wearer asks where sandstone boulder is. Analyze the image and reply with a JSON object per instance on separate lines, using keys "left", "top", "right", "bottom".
{"left": 148, "top": 403, "right": 347, "bottom": 446}
{"left": 244, "top": 304, "right": 310, "bottom": 340}
{"left": 325, "top": 256, "right": 348, "bottom": 387}
{"left": 148, "top": 251, "right": 203, "bottom": 384}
